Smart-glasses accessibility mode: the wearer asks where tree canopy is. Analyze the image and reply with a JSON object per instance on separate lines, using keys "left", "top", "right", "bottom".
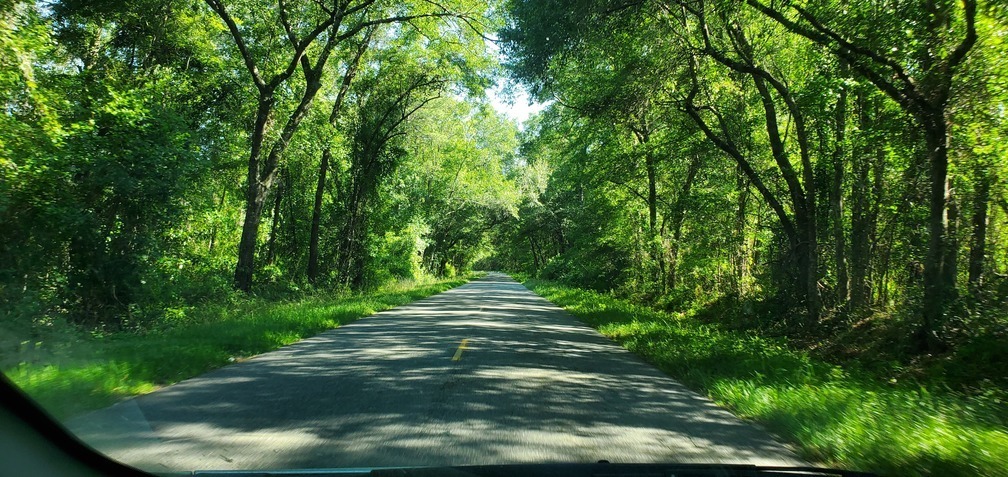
{"left": 1, "top": 0, "right": 518, "bottom": 330}
{"left": 1, "top": 0, "right": 1005, "bottom": 362}
{"left": 494, "top": 0, "right": 1008, "bottom": 354}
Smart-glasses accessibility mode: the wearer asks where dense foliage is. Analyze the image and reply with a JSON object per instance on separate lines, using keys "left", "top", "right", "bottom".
{"left": 493, "top": 0, "right": 1007, "bottom": 377}
{"left": 1, "top": 0, "right": 518, "bottom": 339}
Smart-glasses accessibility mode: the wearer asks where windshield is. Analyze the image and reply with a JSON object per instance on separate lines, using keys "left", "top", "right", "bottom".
{"left": 1, "top": 1, "right": 1005, "bottom": 476}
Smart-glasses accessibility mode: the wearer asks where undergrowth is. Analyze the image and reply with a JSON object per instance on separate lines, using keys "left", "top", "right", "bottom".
{"left": 524, "top": 278, "right": 1008, "bottom": 477}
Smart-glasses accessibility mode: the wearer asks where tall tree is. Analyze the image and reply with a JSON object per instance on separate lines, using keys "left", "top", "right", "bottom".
{"left": 205, "top": 0, "right": 470, "bottom": 291}
{"left": 308, "top": 28, "right": 373, "bottom": 284}
{"left": 746, "top": 0, "right": 978, "bottom": 348}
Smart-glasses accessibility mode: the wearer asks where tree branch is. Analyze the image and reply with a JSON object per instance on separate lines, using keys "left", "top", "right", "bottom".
{"left": 947, "top": 0, "right": 978, "bottom": 71}
{"left": 744, "top": 0, "right": 927, "bottom": 114}
{"left": 204, "top": 0, "right": 266, "bottom": 91}
{"left": 330, "top": 27, "right": 374, "bottom": 124}
{"left": 278, "top": 0, "right": 299, "bottom": 46}
{"left": 682, "top": 77, "right": 798, "bottom": 242}
{"left": 268, "top": 12, "right": 337, "bottom": 90}
{"left": 337, "top": 12, "right": 457, "bottom": 42}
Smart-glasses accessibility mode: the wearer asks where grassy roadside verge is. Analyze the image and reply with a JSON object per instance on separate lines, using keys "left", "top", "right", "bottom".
{"left": 523, "top": 279, "right": 1007, "bottom": 477}
{"left": 3, "top": 276, "right": 470, "bottom": 421}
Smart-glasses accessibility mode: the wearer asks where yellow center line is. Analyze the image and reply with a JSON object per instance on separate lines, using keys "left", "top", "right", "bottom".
{"left": 451, "top": 338, "right": 470, "bottom": 362}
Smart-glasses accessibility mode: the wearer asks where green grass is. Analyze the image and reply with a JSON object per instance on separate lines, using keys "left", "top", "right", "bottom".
{"left": 3, "top": 276, "right": 469, "bottom": 420}
{"left": 524, "top": 279, "right": 1008, "bottom": 477}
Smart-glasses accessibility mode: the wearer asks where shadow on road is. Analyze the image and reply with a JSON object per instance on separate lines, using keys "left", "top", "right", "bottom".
{"left": 69, "top": 272, "right": 802, "bottom": 471}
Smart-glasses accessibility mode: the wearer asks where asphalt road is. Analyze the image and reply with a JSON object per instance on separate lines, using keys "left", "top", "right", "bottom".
{"left": 67, "top": 272, "right": 803, "bottom": 472}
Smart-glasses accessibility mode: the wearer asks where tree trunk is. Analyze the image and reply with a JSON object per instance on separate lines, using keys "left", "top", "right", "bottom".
{"left": 208, "top": 185, "right": 227, "bottom": 254}
{"left": 234, "top": 96, "right": 275, "bottom": 292}
{"left": 752, "top": 75, "right": 819, "bottom": 317}
{"left": 868, "top": 135, "right": 885, "bottom": 304}
{"left": 634, "top": 125, "right": 663, "bottom": 290}
{"left": 528, "top": 235, "right": 541, "bottom": 273}
{"left": 794, "top": 214, "right": 819, "bottom": 316}
{"left": 831, "top": 85, "right": 849, "bottom": 307}
{"left": 307, "top": 148, "right": 330, "bottom": 284}
{"left": 732, "top": 166, "right": 751, "bottom": 294}
{"left": 235, "top": 182, "right": 267, "bottom": 292}
{"left": 338, "top": 182, "right": 363, "bottom": 288}
{"left": 337, "top": 154, "right": 378, "bottom": 290}
{"left": 943, "top": 190, "right": 959, "bottom": 291}
{"left": 644, "top": 151, "right": 663, "bottom": 291}
{"left": 920, "top": 119, "right": 953, "bottom": 351}
{"left": 668, "top": 155, "right": 701, "bottom": 290}
{"left": 556, "top": 214, "right": 568, "bottom": 254}
{"left": 645, "top": 152, "right": 657, "bottom": 233}
{"left": 307, "top": 32, "right": 371, "bottom": 284}
{"left": 349, "top": 207, "right": 368, "bottom": 289}
{"left": 265, "top": 168, "right": 284, "bottom": 265}
{"left": 849, "top": 91, "right": 872, "bottom": 310}
{"left": 968, "top": 165, "right": 990, "bottom": 289}
{"left": 234, "top": 69, "right": 324, "bottom": 291}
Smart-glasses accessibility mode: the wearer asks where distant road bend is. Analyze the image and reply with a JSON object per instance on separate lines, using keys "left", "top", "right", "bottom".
{"left": 69, "top": 272, "right": 804, "bottom": 471}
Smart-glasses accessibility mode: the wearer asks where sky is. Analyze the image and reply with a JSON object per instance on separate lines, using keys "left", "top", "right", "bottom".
{"left": 487, "top": 79, "right": 547, "bottom": 126}
{"left": 483, "top": 37, "right": 548, "bottom": 127}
